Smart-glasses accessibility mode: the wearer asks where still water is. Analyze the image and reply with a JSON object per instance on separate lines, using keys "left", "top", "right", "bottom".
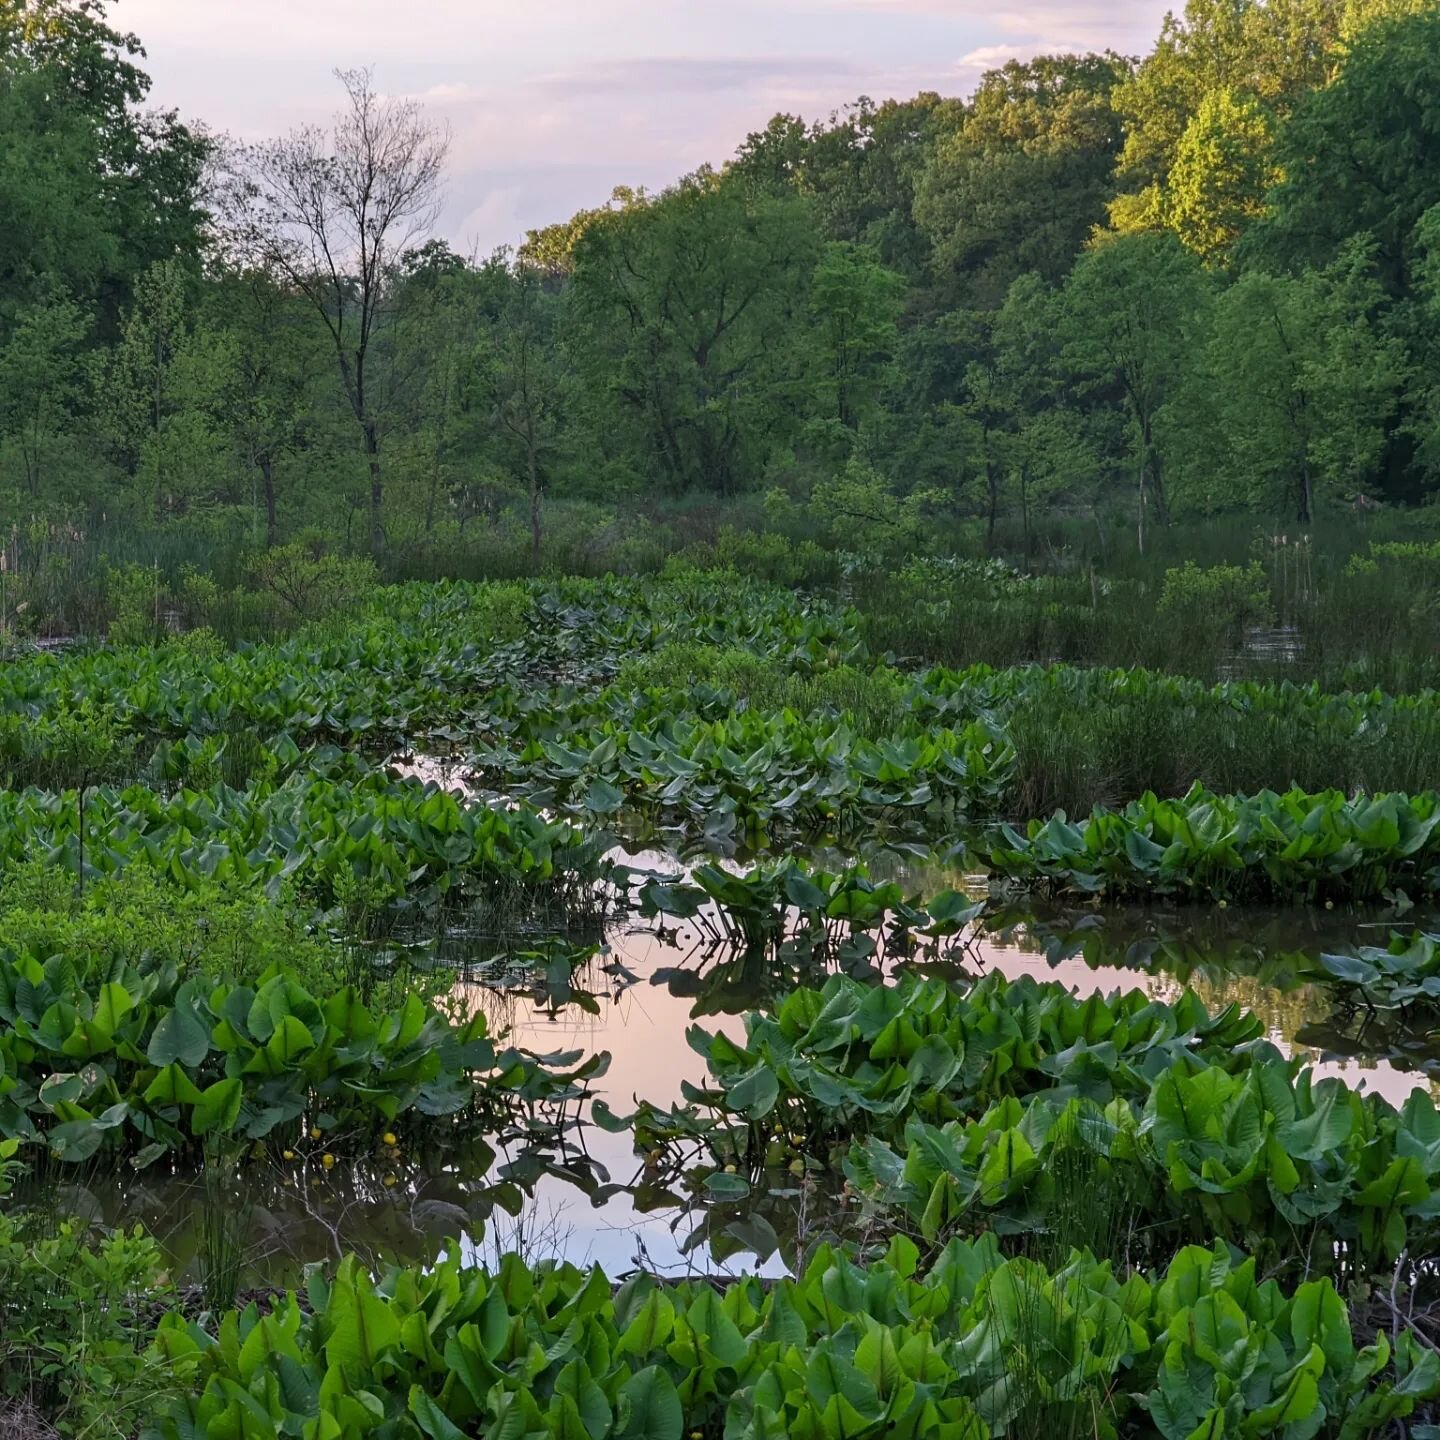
{"left": 47, "top": 847, "right": 1439, "bottom": 1290}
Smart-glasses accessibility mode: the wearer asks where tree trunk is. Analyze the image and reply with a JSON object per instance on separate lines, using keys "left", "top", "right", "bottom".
{"left": 1141, "top": 417, "right": 1169, "bottom": 526}
{"left": 1297, "top": 459, "right": 1313, "bottom": 525}
{"left": 1150, "top": 457, "right": 1170, "bottom": 525}
{"left": 1137, "top": 454, "right": 1147, "bottom": 556}
{"left": 364, "top": 419, "right": 383, "bottom": 555}
{"left": 23, "top": 418, "right": 40, "bottom": 499}
{"left": 260, "top": 455, "right": 278, "bottom": 548}
{"left": 527, "top": 424, "right": 542, "bottom": 572}
{"left": 424, "top": 461, "right": 439, "bottom": 534}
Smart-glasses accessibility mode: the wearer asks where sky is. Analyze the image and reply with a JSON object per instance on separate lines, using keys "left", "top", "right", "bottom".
{"left": 118, "top": 0, "right": 1173, "bottom": 257}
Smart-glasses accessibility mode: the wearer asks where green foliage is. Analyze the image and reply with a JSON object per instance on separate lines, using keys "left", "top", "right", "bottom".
{"left": 806, "top": 458, "right": 945, "bottom": 555}
{"left": 0, "top": 863, "right": 343, "bottom": 991}
{"left": 102, "top": 260, "right": 237, "bottom": 523}
{"left": 1156, "top": 559, "right": 1272, "bottom": 637}
{"left": 1169, "top": 253, "right": 1408, "bottom": 519}
{"left": 635, "top": 857, "right": 982, "bottom": 953}
{"left": 569, "top": 173, "right": 821, "bottom": 497}
{"left": 978, "top": 783, "right": 1440, "bottom": 901}
{"left": 469, "top": 682, "right": 1011, "bottom": 842}
{"left": 915, "top": 53, "right": 1129, "bottom": 306}
{"left": 0, "top": 696, "right": 133, "bottom": 789}
{"left": 663, "top": 527, "right": 842, "bottom": 588}
{"left": 973, "top": 660, "right": 1440, "bottom": 811}
{"left": 1255, "top": 6, "right": 1440, "bottom": 295}
{"left": 0, "top": 953, "right": 604, "bottom": 1164}
{"left": 0, "top": 1214, "right": 176, "bottom": 1438}
{"left": 142, "top": 1233, "right": 1440, "bottom": 1440}
{"left": 1164, "top": 87, "right": 1279, "bottom": 263}
{"left": 245, "top": 542, "right": 379, "bottom": 623}
{"left": 0, "top": 770, "right": 611, "bottom": 912}
{"left": 0, "top": 0, "right": 207, "bottom": 329}
{"left": 1106, "top": 0, "right": 1383, "bottom": 250}
{"left": 3, "top": 0, "right": 1440, "bottom": 564}
{"left": 1059, "top": 234, "right": 1211, "bottom": 536}
{"left": 6, "top": 577, "right": 1440, "bottom": 884}
{"left": 626, "top": 971, "right": 1440, "bottom": 1278}
{"left": 1309, "top": 929, "right": 1440, "bottom": 1013}
{"left": 806, "top": 240, "right": 906, "bottom": 432}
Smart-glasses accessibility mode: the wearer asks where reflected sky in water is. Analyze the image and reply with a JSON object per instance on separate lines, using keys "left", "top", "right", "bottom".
{"left": 56, "top": 828, "right": 1440, "bottom": 1287}
{"left": 466, "top": 849, "right": 1440, "bottom": 1277}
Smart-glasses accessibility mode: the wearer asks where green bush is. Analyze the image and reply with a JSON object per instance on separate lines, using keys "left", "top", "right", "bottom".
{"left": 0, "top": 863, "right": 342, "bottom": 992}
{"left": 1157, "top": 559, "right": 1272, "bottom": 640}
{"left": 144, "top": 1234, "right": 1440, "bottom": 1440}
{"left": 664, "top": 526, "right": 842, "bottom": 587}
{"left": 0, "top": 1214, "right": 176, "bottom": 1438}
{"left": 247, "top": 542, "right": 379, "bottom": 624}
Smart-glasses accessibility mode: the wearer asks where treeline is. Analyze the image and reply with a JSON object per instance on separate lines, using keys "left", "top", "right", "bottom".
{"left": 1, "top": 0, "right": 1438, "bottom": 563}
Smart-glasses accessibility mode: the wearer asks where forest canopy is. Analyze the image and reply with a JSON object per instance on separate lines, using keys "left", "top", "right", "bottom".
{"left": 1, "top": 0, "right": 1438, "bottom": 559}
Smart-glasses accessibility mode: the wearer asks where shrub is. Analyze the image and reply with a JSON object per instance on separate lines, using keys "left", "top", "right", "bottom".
{"left": 808, "top": 458, "right": 945, "bottom": 557}
{"left": 664, "top": 527, "right": 841, "bottom": 587}
{"left": 247, "top": 541, "right": 379, "bottom": 624}
{"left": 0, "top": 1215, "right": 176, "bottom": 1438}
{"left": 1157, "top": 559, "right": 1272, "bottom": 639}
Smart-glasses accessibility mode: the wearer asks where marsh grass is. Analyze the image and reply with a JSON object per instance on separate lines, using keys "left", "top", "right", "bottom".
{"left": 850, "top": 521, "right": 1440, "bottom": 692}
{"left": 1002, "top": 681, "right": 1440, "bottom": 817}
{"left": 198, "top": 1152, "right": 253, "bottom": 1314}
{"left": 1023, "top": 1138, "right": 1146, "bottom": 1275}
{"left": 965, "top": 1140, "right": 1145, "bottom": 1440}
{"left": 620, "top": 648, "right": 916, "bottom": 737}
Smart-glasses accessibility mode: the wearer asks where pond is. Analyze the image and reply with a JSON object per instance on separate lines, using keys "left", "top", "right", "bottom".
{"left": 46, "top": 841, "right": 1440, "bottom": 1293}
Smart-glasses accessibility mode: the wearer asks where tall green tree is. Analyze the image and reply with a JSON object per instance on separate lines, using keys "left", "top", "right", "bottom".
{"left": 0, "top": 0, "right": 206, "bottom": 331}
{"left": 1106, "top": 0, "right": 1424, "bottom": 256}
{"left": 732, "top": 95, "right": 962, "bottom": 277}
{"left": 0, "top": 284, "right": 89, "bottom": 504}
{"left": 1184, "top": 249, "right": 1406, "bottom": 519}
{"left": 915, "top": 54, "right": 1128, "bottom": 307}
{"left": 1251, "top": 8, "right": 1440, "bottom": 297}
{"left": 207, "top": 265, "right": 324, "bottom": 546}
{"left": 807, "top": 242, "right": 905, "bottom": 434}
{"left": 992, "top": 274, "right": 1101, "bottom": 546}
{"left": 1164, "top": 88, "right": 1279, "bottom": 264}
{"left": 1402, "top": 206, "right": 1440, "bottom": 490}
{"left": 1060, "top": 234, "right": 1210, "bottom": 546}
{"left": 104, "top": 260, "right": 236, "bottom": 522}
{"left": 471, "top": 264, "right": 573, "bottom": 567}
{"left": 570, "top": 173, "right": 820, "bottom": 496}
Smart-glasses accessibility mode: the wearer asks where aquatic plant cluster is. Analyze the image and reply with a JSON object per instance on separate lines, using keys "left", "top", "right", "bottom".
{"left": 2, "top": 573, "right": 1440, "bottom": 1437}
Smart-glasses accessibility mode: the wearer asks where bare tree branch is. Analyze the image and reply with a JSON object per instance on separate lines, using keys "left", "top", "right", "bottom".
{"left": 208, "top": 68, "right": 449, "bottom": 554}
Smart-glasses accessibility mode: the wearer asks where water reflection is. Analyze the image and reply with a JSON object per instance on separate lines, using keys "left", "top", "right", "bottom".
{"left": 460, "top": 880, "right": 1440, "bottom": 1278}
{"left": 51, "top": 874, "right": 1440, "bottom": 1288}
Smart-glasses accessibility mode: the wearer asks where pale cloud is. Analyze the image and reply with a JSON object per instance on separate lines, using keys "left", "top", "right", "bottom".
{"left": 121, "top": 0, "right": 1171, "bottom": 252}
{"left": 784, "top": 0, "right": 1165, "bottom": 51}
{"left": 956, "top": 43, "right": 1036, "bottom": 70}
{"left": 533, "top": 55, "right": 867, "bottom": 97}
{"left": 953, "top": 39, "right": 1086, "bottom": 80}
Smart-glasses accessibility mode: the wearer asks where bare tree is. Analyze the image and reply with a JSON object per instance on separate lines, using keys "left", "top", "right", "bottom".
{"left": 216, "top": 68, "right": 449, "bottom": 554}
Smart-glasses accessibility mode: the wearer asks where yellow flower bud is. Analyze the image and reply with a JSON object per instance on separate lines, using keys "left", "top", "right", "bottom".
{"left": 321, "top": 1152, "right": 336, "bottom": 1170}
